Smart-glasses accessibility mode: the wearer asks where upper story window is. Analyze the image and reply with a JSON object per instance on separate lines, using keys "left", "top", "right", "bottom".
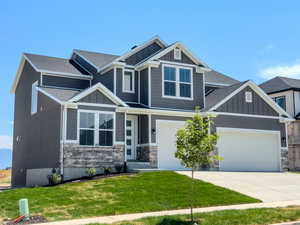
{"left": 79, "top": 111, "right": 114, "bottom": 146}
{"left": 31, "top": 81, "right": 38, "bottom": 114}
{"left": 174, "top": 49, "right": 182, "bottom": 60}
{"left": 123, "top": 70, "right": 135, "bottom": 93}
{"left": 162, "top": 65, "right": 193, "bottom": 100}
{"left": 245, "top": 91, "right": 253, "bottom": 103}
{"left": 273, "top": 96, "right": 286, "bottom": 111}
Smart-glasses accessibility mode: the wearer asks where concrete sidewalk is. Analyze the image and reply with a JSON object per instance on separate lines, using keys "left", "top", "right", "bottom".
{"left": 34, "top": 200, "right": 300, "bottom": 225}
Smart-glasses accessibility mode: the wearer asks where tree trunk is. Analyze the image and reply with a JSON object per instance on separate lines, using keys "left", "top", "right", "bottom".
{"left": 191, "top": 167, "right": 194, "bottom": 222}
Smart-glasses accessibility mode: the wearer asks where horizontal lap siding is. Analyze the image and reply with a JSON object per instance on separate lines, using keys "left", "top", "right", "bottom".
{"left": 212, "top": 115, "right": 286, "bottom": 147}
{"left": 217, "top": 86, "right": 279, "bottom": 116}
{"left": 42, "top": 75, "right": 90, "bottom": 90}
{"left": 151, "top": 65, "right": 204, "bottom": 110}
{"left": 116, "top": 68, "right": 138, "bottom": 103}
{"left": 140, "top": 68, "right": 148, "bottom": 106}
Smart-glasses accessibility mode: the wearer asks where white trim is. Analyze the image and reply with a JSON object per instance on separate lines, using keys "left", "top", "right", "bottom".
{"left": 31, "top": 81, "right": 38, "bottom": 115}
{"left": 72, "top": 50, "right": 99, "bottom": 72}
{"left": 113, "top": 67, "right": 117, "bottom": 94}
{"left": 37, "top": 87, "right": 63, "bottom": 104}
{"left": 63, "top": 106, "right": 67, "bottom": 141}
{"left": 285, "top": 122, "right": 289, "bottom": 149}
{"left": 68, "top": 82, "right": 128, "bottom": 107}
{"left": 245, "top": 91, "right": 253, "bottom": 103}
{"left": 41, "top": 85, "right": 83, "bottom": 92}
{"left": 205, "top": 82, "right": 231, "bottom": 87}
{"left": 162, "top": 64, "right": 194, "bottom": 100}
{"left": 174, "top": 48, "right": 182, "bottom": 60}
{"left": 115, "top": 141, "right": 125, "bottom": 145}
{"left": 209, "top": 80, "right": 292, "bottom": 119}
{"left": 148, "top": 114, "right": 152, "bottom": 143}
{"left": 137, "top": 143, "right": 158, "bottom": 147}
{"left": 76, "top": 102, "right": 118, "bottom": 108}
{"left": 77, "top": 109, "right": 116, "bottom": 147}
{"left": 122, "top": 69, "right": 135, "bottom": 93}
{"left": 212, "top": 112, "right": 285, "bottom": 119}
{"left": 126, "top": 115, "right": 138, "bottom": 160}
{"left": 148, "top": 66, "right": 152, "bottom": 107}
{"left": 203, "top": 72, "right": 206, "bottom": 108}
{"left": 138, "top": 70, "right": 141, "bottom": 103}
{"left": 124, "top": 111, "right": 127, "bottom": 162}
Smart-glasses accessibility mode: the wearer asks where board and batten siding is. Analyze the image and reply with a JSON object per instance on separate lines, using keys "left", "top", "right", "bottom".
{"left": 78, "top": 90, "right": 116, "bottom": 105}
{"left": 66, "top": 106, "right": 125, "bottom": 142}
{"left": 150, "top": 65, "right": 204, "bottom": 110}
{"left": 217, "top": 86, "right": 279, "bottom": 116}
{"left": 92, "top": 69, "right": 114, "bottom": 92}
{"left": 139, "top": 68, "right": 148, "bottom": 106}
{"left": 159, "top": 50, "right": 197, "bottom": 65}
{"left": 269, "top": 90, "right": 295, "bottom": 117}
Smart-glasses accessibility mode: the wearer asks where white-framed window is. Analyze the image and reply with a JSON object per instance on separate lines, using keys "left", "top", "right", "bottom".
{"left": 162, "top": 64, "right": 193, "bottom": 100}
{"left": 245, "top": 91, "right": 253, "bottom": 103}
{"left": 123, "top": 70, "right": 135, "bottom": 93}
{"left": 174, "top": 48, "right": 182, "bottom": 60}
{"left": 79, "top": 111, "right": 114, "bottom": 146}
{"left": 273, "top": 96, "right": 286, "bottom": 111}
{"left": 31, "top": 81, "right": 38, "bottom": 114}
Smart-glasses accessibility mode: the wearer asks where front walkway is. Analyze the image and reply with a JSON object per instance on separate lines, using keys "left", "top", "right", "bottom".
{"left": 35, "top": 200, "right": 300, "bottom": 225}
{"left": 177, "top": 171, "right": 300, "bottom": 202}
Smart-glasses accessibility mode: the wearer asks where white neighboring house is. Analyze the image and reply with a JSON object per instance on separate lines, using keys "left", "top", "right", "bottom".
{"left": 260, "top": 76, "right": 300, "bottom": 170}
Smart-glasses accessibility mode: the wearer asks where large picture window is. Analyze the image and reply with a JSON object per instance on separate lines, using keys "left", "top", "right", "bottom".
{"left": 163, "top": 65, "right": 193, "bottom": 99}
{"left": 79, "top": 111, "right": 114, "bottom": 146}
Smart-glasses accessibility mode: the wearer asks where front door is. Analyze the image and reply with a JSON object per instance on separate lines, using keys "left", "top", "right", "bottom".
{"left": 126, "top": 115, "right": 137, "bottom": 160}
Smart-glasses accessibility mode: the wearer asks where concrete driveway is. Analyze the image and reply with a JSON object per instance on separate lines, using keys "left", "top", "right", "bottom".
{"left": 177, "top": 171, "right": 300, "bottom": 202}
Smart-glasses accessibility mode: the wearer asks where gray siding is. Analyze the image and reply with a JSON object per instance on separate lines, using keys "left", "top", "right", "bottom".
{"left": 92, "top": 69, "right": 114, "bottom": 92}
{"left": 159, "top": 50, "right": 196, "bottom": 65}
{"left": 217, "top": 86, "right": 279, "bottom": 116}
{"left": 12, "top": 61, "right": 61, "bottom": 187}
{"left": 116, "top": 68, "right": 138, "bottom": 103}
{"left": 125, "top": 42, "right": 162, "bottom": 65}
{"left": 151, "top": 66, "right": 204, "bottom": 110}
{"left": 140, "top": 68, "right": 148, "bottom": 106}
{"left": 116, "top": 112, "right": 125, "bottom": 142}
{"left": 212, "top": 115, "right": 286, "bottom": 147}
{"left": 78, "top": 90, "right": 116, "bottom": 105}
{"left": 42, "top": 75, "right": 90, "bottom": 90}
{"left": 66, "top": 109, "right": 77, "bottom": 140}
{"left": 139, "top": 115, "right": 149, "bottom": 144}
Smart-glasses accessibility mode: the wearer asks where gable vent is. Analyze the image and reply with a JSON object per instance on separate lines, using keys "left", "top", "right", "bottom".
{"left": 174, "top": 48, "right": 181, "bottom": 60}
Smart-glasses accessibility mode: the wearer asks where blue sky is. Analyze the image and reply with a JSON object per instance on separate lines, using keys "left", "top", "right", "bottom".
{"left": 1, "top": 1, "right": 300, "bottom": 149}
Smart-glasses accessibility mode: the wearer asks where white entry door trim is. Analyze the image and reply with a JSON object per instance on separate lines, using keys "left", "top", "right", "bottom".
{"left": 126, "top": 115, "right": 138, "bottom": 160}
{"left": 216, "top": 127, "right": 281, "bottom": 172}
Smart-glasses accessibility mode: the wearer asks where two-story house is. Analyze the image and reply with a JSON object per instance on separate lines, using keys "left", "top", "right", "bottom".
{"left": 11, "top": 36, "right": 292, "bottom": 187}
{"left": 260, "top": 76, "right": 300, "bottom": 170}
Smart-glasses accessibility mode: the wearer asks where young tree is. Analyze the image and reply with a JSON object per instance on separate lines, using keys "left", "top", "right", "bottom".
{"left": 175, "top": 109, "right": 219, "bottom": 223}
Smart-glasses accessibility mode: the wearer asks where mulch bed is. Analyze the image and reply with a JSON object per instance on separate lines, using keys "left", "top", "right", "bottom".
{"left": 4, "top": 216, "right": 47, "bottom": 225}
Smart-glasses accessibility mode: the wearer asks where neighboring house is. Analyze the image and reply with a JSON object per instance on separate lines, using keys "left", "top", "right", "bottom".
{"left": 11, "top": 36, "right": 292, "bottom": 187}
{"left": 260, "top": 76, "right": 300, "bottom": 170}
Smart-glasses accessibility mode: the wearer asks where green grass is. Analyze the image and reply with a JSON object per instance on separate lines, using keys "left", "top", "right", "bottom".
{"left": 0, "top": 171, "right": 259, "bottom": 222}
{"left": 91, "top": 206, "right": 300, "bottom": 225}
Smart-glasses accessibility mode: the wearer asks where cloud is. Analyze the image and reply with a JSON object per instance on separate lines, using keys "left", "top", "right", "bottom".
{"left": 0, "top": 136, "right": 12, "bottom": 149}
{"left": 259, "top": 60, "right": 300, "bottom": 79}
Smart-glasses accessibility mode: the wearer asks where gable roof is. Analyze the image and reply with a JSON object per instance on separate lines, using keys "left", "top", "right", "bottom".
{"left": 204, "top": 80, "right": 292, "bottom": 118}
{"left": 205, "top": 70, "right": 239, "bottom": 86}
{"left": 39, "top": 87, "right": 80, "bottom": 102}
{"left": 11, "top": 53, "right": 92, "bottom": 93}
{"left": 68, "top": 82, "right": 128, "bottom": 107}
{"left": 73, "top": 49, "right": 119, "bottom": 71}
{"left": 260, "top": 76, "right": 300, "bottom": 94}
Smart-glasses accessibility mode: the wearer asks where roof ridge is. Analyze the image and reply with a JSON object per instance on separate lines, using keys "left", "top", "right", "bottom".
{"left": 24, "top": 52, "right": 69, "bottom": 61}
{"left": 73, "top": 49, "right": 119, "bottom": 57}
{"left": 277, "top": 76, "right": 294, "bottom": 88}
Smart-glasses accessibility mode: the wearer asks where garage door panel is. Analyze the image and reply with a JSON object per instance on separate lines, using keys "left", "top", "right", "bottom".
{"left": 218, "top": 128, "right": 280, "bottom": 172}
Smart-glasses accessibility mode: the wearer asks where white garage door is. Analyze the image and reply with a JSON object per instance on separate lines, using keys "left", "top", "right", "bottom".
{"left": 157, "top": 120, "right": 187, "bottom": 170}
{"left": 217, "top": 128, "right": 281, "bottom": 172}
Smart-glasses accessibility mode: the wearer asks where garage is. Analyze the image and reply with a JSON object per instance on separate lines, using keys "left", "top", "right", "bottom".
{"left": 217, "top": 127, "right": 281, "bottom": 172}
{"left": 156, "top": 120, "right": 187, "bottom": 170}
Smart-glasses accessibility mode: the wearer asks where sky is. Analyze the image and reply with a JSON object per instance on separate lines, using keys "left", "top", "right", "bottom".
{"left": 1, "top": 1, "right": 300, "bottom": 149}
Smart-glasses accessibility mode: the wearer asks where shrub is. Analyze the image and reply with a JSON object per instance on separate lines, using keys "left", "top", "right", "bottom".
{"left": 114, "top": 164, "right": 123, "bottom": 173}
{"left": 86, "top": 168, "right": 97, "bottom": 177}
{"left": 48, "top": 169, "right": 62, "bottom": 185}
{"left": 103, "top": 166, "right": 111, "bottom": 175}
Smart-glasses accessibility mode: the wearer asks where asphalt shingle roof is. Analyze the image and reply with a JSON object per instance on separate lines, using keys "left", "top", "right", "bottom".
{"left": 74, "top": 49, "right": 119, "bottom": 69}
{"left": 205, "top": 70, "right": 239, "bottom": 86}
{"left": 40, "top": 87, "right": 81, "bottom": 101}
{"left": 202, "top": 81, "right": 247, "bottom": 111}
{"left": 24, "top": 53, "right": 89, "bottom": 76}
{"left": 260, "top": 76, "right": 300, "bottom": 94}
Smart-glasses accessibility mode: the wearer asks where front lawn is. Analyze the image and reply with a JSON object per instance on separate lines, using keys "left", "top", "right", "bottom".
{"left": 92, "top": 206, "right": 300, "bottom": 225}
{"left": 0, "top": 171, "right": 259, "bottom": 222}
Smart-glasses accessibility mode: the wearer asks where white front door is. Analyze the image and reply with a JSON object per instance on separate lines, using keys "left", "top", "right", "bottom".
{"left": 126, "top": 115, "right": 138, "bottom": 160}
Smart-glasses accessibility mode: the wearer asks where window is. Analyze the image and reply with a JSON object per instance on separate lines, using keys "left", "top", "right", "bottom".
{"left": 163, "top": 65, "right": 193, "bottom": 99}
{"left": 273, "top": 96, "right": 286, "bottom": 111}
{"left": 245, "top": 91, "right": 252, "bottom": 103}
{"left": 79, "top": 111, "right": 114, "bottom": 146}
{"left": 174, "top": 48, "right": 182, "bottom": 60}
{"left": 31, "top": 81, "right": 38, "bottom": 114}
{"left": 123, "top": 70, "right": 135, "bottom": 93}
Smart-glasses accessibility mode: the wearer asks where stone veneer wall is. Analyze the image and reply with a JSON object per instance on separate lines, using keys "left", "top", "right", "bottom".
{"left": 136, "top": 145, "right": 158, "bottom": 168}
{"left": 288, "top": 121, "right": 300, "bottom": 171}
{"left": 281, "top": 148, "right": 289, "bottom": 171}
{"left": 63, "top": 144, "right": 125, "bottom": 168}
